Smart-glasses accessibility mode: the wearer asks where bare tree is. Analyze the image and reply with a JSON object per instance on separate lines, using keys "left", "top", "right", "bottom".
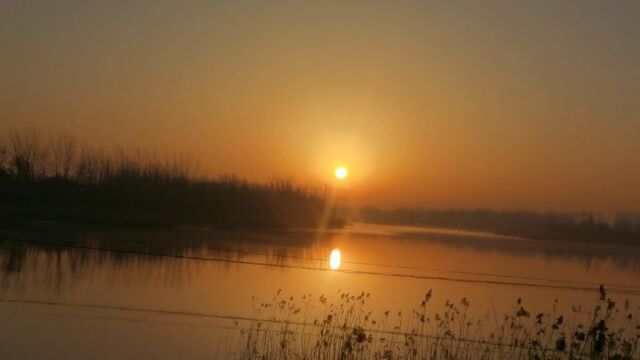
{"left": 0, "top": 141, "right": 8, "bottom": 176}
{"left": 7, "top": 128, "right": 45, "bottom": 180}
{"left": 49, "top": 133, "right": 77, "bottom": 179}
{"left": 76, "top": 146, "right": 101, "bottom": 184}
{"left": 168, "top": 153, "right": 198, "bottom": 180}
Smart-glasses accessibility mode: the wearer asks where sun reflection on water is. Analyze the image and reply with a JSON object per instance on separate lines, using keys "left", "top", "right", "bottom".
{"left": 329, "top": 249, "right": 341, "bottom": 270}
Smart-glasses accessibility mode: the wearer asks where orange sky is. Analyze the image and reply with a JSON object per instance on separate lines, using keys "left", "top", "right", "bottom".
{"left": 1, "top": 1, "right": 639, "bottom": 212}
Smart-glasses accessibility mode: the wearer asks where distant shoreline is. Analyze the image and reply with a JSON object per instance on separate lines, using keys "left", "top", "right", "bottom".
{"left": 358, "top": 208, "right": 640, "bottom": 247}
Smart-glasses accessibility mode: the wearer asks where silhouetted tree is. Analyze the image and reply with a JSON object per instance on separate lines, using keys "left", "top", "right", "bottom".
{"left": 7, "top": 128, "right": 45, "bottom": 181}
{"left": 0, "top": 142, "right": 9, "bottom": 177}
{"left": 48, "top": 133, "right": 77, "bottom": 179}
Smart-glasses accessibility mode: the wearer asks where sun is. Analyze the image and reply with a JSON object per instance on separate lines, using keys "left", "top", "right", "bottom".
{"left": 335, "top": 166, "right": 348, "bottom": 180}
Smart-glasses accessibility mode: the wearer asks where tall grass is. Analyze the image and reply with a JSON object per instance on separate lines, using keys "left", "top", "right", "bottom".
{"left": 0, "top": 128, "right": 341, "bottom": 228}
{"left": 229, "top": 286, "right": 640, "bottom": 359}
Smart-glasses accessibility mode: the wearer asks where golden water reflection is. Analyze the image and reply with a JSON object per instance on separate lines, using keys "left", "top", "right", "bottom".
{"left": 329, "top": 248, "right": 341, "bottom": 270}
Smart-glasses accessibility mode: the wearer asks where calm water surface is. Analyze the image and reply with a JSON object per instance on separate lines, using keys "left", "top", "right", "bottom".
{"left": 1, "top": 223, "right": 639, "bottom": 359}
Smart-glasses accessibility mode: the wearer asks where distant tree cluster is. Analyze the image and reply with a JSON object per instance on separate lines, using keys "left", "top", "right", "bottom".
{"left": 360, "top": 207, "right": 640, "bottom": 247}
{"left": 0, "top": 128, "right": 341, "bottom": 228}
{"left": 0, "top": 128, "right": 198, "bottom": 183}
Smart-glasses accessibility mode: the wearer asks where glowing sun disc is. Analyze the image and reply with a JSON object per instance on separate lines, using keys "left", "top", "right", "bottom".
{"left": 335, "top": 167, "right": 348, "bottom": 180}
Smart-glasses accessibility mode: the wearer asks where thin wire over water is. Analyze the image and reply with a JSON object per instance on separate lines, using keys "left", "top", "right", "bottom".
{"left": 2, "top": 237, "right": 640, "bottom": 296}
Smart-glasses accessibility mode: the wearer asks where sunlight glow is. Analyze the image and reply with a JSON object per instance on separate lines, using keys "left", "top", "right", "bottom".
{"left": 335, "top": 167, "right": 348, "bottom": 180}
{"left": 329, "top": 249, "right": 341, "bottom": 270}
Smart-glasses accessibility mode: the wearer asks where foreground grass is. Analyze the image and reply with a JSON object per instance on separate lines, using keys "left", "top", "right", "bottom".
{"left": 227, "top": 286, "right": 639, "bottom": 359}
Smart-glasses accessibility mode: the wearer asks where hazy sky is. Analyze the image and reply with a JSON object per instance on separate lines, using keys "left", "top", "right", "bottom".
{"left": 2, "top": 1, "right": 639, "bottom": 212}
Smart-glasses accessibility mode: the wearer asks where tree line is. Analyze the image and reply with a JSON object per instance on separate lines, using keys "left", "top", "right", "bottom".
{"left": 0, "top": 128, "right": 341, "bottom": 228}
